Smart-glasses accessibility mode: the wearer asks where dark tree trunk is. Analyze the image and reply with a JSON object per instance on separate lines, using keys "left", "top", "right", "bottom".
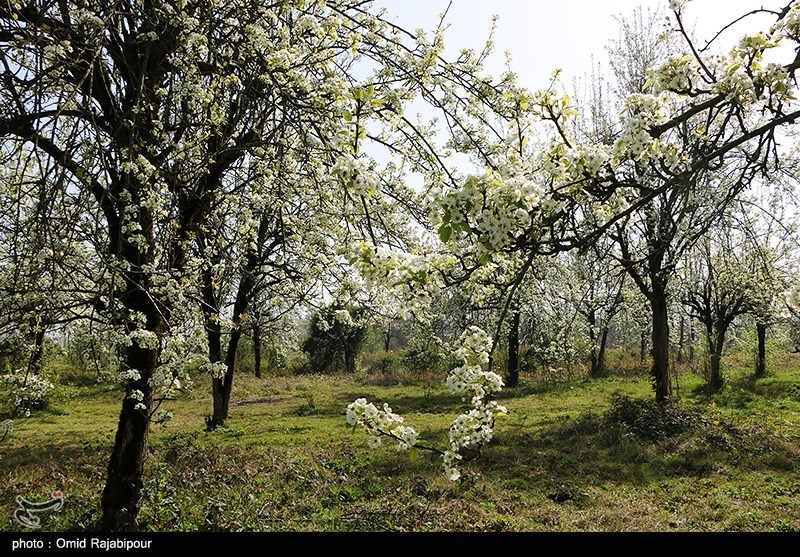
{"left": 588, "top": 309, "right": 608, "bottom": 379}
{"left": 344, "top": 349, "right": 356, "bottom": 373}
{"left": 101, "top": 277, "right": 160, "bottom": 532}
{"left": 201, "top": 264, "right": 225, "bottom": 428}
{"left": 595, "top": 327, "right": 609, "bottom": 378}
{"left": 640, "top": 330, "right": 648, "bottom": 363}
{"left": 677, "top": 314, "right": 685, "bottom": 364}
{"left": 650, "top": 286, "right": 672, "bottom": 403}
{"left": 207, "top": 217, "right": 271, "bottom": 427}
{"left": 707, "top": 326, "right": 725, "bottom": 393}
{"left": 210, "top": 328, "right": 244, "bottom": 426}
{"left": 506, "top": 306, "right": 520, "bottom": 387}
{"left": 101, "top": 208, "right": 164, "bottom": 530}
{"left": 101, "top": 357, "right": 154, "bottom": 531}
{"left": 253, "top": 323, "right": 262, "bottom": 379}
{"left": 27, "top": 327, "right": 46, "bottom": 374}
{"left": 384, "top": 323, "right": 392, "bottom": 352}
{"left": 755, "top": 322, "right": 766, "bottom": 378}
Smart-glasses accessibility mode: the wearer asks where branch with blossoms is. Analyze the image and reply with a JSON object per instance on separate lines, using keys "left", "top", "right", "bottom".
{"left": 346, "top": 326, "right": 507, "bottom": 481}
{"left": 0, "top": 419, "right": 12, "bottom": 444}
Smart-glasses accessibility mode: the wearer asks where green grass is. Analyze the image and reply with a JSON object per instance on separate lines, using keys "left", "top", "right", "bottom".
{"left": 1, "top": 351, "right": 799, "bottom": 531}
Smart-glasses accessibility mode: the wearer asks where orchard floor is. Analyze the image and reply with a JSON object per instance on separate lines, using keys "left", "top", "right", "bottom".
{"left": 2, "top": 351, "right": 800, "bottom": 532}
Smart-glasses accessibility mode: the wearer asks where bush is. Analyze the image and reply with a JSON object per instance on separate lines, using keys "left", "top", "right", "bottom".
{"left": 604, "top": 395, "right": 706, "bottom": 441}
{"left": 362, "top": 350, "right": 408, "bottom": 376}
{"left": 302, "top": 305, "right": 367, "bottom": 373}
{"left": 1, "top": 371, "right": 55, "bottom": 416}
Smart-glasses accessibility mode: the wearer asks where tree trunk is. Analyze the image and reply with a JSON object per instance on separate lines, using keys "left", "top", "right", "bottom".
{"left": 755, "top": 322, "right": 766, "bottom": 378}
{"left": 677, "top": 314, "right": 685, "bottom": 364}
{"left": 27, "top": 327, "right": 46, "bottom": 374}
{"left": 640, "top": 330, "right": 647, "bottom": 363}
{"left": 207, "top": 218, "right": 269, "bottom": 426}
{"left": 101, "top": 343, "right": 156, "bottom": 531}
{"left": 650, "top": 287, "right": 672, "bottom": 403}
{"left": 596, "top": 327, "right": 609, "bottom": 378}
{"left": 101, "top": 228, "right": 163, "bottom": 531}
{"left": 344, "top": 349, "right": 356, "bottom": 373}
{"left": 588, "top": 310, "right": 599, "bottom": 378}
{"left": 506, "top": 306, "right": 520, "bottom": 388}
{"left": 210, "top": 329, "right": 244, "bottom": 427}
{"left": 253, "top": 323, "right": 262, "bottom": 379}
{"left": 384, "top": 323, "right": 392, "bottom": 352}
{"left": 707, "top": 326, "right": 725, "bottom": 393}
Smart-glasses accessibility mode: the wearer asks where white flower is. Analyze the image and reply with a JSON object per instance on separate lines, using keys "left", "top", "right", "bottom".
{"left": 345, "top": 325, "right": 505, "bottom": 482}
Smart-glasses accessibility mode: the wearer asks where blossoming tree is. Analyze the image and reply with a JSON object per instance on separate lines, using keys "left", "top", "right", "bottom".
{"left": 0, "top": 0, "right": 529, "bottom": 530}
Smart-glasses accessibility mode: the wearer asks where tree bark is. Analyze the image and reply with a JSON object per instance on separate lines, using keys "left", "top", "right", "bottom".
{"left": 596, "top": 327, "right": 609, "bottom": 378}
{"left": 101, "top": 354, "right": 154, "bottom": 531}
{"left": 253, "top": 323, "right": 262, "bottom": 379}
{"left": 755, "top": 322, "right": 766, "bottom": 378}
{"left": 27, "top": 327, "right": 46, "bottom": 374}
{"left": 210, "top": 328, "right": 243, "bottom": 426}
{"left": 650, "top": 286, "right": 672, "bottom": 403}
{"left": 207, "top": 216, "right": 270, "bottom": 427}
{"left": 640, "top": 330, "right": 648, "bottom": 363}
{"left": 506, "top": 306, "right": 520, "bottom": 387}
{"left": 707, "top": 326, "right": 725, "bottom": 393}
{"left": 677, "top": 314, "right": 685, "bottom": 364}
{"left": 101, "top": 277, "right": 160, "bottom": 530}
{"left": 344, "top": 348, "right": 356, "bottom": 373}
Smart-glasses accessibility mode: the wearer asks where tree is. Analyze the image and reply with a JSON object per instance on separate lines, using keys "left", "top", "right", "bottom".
{"left": 302, "top": 304, "right": 367, "bottom": 373}
{"left": 559, "top": 245, "right": 625, "bottom": 378}
{"left": 683, "top": 232, "right": 758, "bottom": 392}
{"left": 433, "top": 2, "right": 800, "bottom": 403}
{"left": 0, "top": 1, "right": 526, "bottom": 528}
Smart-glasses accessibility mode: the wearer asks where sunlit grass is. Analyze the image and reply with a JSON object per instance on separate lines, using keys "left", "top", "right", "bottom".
{"left": 1, "top": 350, "right": 798, "bottom": 531}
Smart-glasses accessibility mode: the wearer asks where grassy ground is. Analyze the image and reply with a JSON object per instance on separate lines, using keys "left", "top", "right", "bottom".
{"left": 1, "top": 350, "right": 799, "bottom": 532}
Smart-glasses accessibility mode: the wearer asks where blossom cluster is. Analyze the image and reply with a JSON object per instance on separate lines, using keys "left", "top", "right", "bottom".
{"left": 647, "top": 54, "right": 698, "bottom": 94}
{"left": 346, "top": 326, "right": 506, "bottom": 481}
{"left": 332, "top": 154, "right": 379, "bottom": 197}
{"left": 438, "top": 172, "right": 545, "bottom": 256}
{"left": 1, "top": 372, "right": 55, "bottom": 416}
{"left": 346, "top": 398, "right": 418, "bottom": 450}
{"left": 350, "top": 241, "right": 448, "bottom": 317}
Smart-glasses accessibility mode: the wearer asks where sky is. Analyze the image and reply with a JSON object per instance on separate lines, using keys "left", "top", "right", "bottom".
{"left": 377, "top": 0, "right": 788, "bottom": 91}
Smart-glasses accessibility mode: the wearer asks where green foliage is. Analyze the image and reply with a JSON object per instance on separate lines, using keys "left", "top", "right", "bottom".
{"left": 302, "top": 305, "right": 368, "bottom": 373}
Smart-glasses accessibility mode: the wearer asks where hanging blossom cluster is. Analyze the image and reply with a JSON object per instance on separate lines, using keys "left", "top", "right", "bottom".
{"left": 349, "top": 241, "right": 452, "bottom": 317}
{"left": 346, "top": 326, "right": 506, "bottom": 481}
{"left": 648, "top": 53, "right": 698, "bottom": 94}
{"left": 345, "top": 400, "right": 418, "bottom": 450}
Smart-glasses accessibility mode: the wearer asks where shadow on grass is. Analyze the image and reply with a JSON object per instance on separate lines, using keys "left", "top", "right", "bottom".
{"left": 329, "top": 390, "right": 464, "bottom": 416}
{"left": 482, "top": 398, "right": 800, "bottom": 492}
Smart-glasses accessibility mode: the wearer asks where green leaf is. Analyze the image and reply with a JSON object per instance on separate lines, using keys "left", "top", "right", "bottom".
{"left": 343, "top": 110, "right": 353, "bottom": 122}
{"left": 408, "top": 447, "right": 419, "bottom": 463}
{"left": 438, "top": 224, "right": 453, "bottom": 243}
